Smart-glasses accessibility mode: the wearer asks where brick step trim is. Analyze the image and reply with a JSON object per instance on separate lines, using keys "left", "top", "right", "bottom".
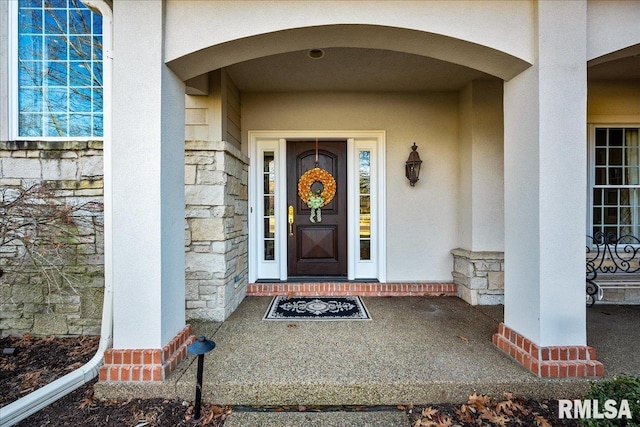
{"left": 99, "top": 325, "right": 194, "bottom": 382}
{"left": 247, "top": 282, "right": 457, "bottom": 297}
{"left": 493, "top": 322, "right": 604, "bottom": 378}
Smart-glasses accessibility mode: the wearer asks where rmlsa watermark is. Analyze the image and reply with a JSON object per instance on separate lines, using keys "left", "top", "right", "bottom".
{"left": 558, "top": 399, "right": 633, "bottom": 420}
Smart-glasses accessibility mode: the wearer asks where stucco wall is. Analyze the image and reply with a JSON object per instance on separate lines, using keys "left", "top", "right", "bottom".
{"left": 587, "top": 80, "right": 640, "bottom": 123}
{"left": 241, "top": 91, "right": 459, "bottom": 282}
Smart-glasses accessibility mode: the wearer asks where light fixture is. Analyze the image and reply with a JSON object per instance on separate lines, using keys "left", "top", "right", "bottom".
{"left": 187, "top": 336, "right": 216, "bottom": 422}
{"left": 308, "top": 48, "right": 325, "bottom": 59}
{"left": 405, "top": 143, "right": 423, "bottom": 186}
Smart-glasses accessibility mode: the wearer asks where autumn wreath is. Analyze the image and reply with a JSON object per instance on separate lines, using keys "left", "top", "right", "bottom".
{"left": 297, "top": 167, "right": 336, "bottom": 223}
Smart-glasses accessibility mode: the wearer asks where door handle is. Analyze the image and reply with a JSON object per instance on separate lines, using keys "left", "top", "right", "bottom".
{"left": 288, "top": 205, "right": 294, "bottom": 235}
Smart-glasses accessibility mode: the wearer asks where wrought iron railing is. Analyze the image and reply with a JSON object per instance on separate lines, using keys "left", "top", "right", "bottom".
{"left": 586, "top": 231, "right": 640, "bottom": 306}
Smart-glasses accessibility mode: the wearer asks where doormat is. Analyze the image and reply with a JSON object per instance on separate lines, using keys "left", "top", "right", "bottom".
{"left": 264, "top": 296, "right": 371, "bottom": 321}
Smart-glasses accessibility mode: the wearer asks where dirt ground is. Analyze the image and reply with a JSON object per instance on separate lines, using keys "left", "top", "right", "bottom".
{"left": 1, "top": 335, "right": 579, "bottom": 426}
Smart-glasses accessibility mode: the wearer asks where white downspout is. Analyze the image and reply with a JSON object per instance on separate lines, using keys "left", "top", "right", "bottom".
{"left": 0, "top": 1, "right": 113, "bottom": 425}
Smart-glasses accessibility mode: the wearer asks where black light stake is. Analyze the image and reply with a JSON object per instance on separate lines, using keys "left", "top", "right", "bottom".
{"left": 187, "top": 336, "right": 216, "bottom": 422}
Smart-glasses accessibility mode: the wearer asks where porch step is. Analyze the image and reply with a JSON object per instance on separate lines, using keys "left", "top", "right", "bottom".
{"left": 247, "top": 282, "right": 457, "bottom": 297}
{"left": 224, "top": 409, "right": 410, "bottom": 427}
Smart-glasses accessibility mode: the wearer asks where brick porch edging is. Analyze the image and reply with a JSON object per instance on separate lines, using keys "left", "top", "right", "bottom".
{"left": 99, "top": 325, "right": 195, "bottom": 382}
{"left": 493, "top": 323, "right": 604, "bottom": 378}
{"left": 246, "top": 282, "right": 457, "bottom": 297}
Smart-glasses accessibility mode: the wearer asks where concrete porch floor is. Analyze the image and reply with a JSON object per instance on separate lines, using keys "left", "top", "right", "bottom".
{"left": 94, "top": 296, "right": 640, "bottom": 406}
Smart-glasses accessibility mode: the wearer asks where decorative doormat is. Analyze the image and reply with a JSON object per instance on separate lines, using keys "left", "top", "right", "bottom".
{"left": 264, "top": 296, "right": 371, "bottom": 321}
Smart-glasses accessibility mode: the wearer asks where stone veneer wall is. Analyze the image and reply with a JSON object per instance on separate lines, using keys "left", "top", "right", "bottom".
{"left": 0, "top": 139, "right": 249, "bottom": 336}
{"left": 451, "top": 248, "right": 504, "bottom": 305}
{"left": 0, "top": 141, "right": 105, "bottom": 337}
{"left": 184, "top": 141, "right": 249, "bottom": 322}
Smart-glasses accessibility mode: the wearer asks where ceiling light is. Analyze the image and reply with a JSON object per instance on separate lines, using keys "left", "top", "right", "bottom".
{"left": 308, "top": 49, "right": 325, "bottom": 59}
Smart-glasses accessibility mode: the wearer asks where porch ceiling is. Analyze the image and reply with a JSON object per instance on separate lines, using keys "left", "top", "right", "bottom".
{"left": 223, "top": 47, "right": 640, "bottom": 93}
{"left": 225, "top": 47, "right": 499, "bottom": 92}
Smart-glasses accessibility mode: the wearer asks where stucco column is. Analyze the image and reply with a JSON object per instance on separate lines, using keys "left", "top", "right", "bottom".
{"left": 100, "top": 0, "right": 191, "bottom": 382}
{"left": 498, "top": 0, "right": 602, "bottom": 377}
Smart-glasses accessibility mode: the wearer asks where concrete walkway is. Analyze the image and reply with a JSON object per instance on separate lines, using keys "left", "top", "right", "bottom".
{"left": 94, "top": 297, "right": 640, "bottom": 425}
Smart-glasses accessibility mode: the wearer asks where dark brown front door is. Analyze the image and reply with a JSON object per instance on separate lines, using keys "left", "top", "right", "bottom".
{"left": 287, "top": 140, "right": 347, "bottom": 277}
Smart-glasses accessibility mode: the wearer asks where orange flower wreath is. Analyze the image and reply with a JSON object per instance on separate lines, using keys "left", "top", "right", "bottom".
{"left": 297, "top": 167, "right": 336, "bottom": 205}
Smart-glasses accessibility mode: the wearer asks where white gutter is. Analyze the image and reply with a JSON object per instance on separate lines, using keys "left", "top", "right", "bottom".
{"left": 0, "top": 1, "right": 113, "bottom": 425}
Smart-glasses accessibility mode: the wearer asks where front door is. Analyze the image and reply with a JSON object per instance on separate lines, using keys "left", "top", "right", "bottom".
{"left": 287, "top": 140, "right": 347, "bottom": 277}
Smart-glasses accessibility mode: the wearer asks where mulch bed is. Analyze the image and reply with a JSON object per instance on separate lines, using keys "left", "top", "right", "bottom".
{"left": 1, "top": 335, "right": 580, "bottom": 426}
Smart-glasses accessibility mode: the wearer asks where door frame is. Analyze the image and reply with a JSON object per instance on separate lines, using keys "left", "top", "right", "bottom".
{"left": 248, "top": 130, "right": 386, "bottom": 283}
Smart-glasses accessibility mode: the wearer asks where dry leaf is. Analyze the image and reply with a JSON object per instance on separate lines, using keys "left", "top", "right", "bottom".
{"left": 534, "top": 414, "right": 552, "bottom": 427}
{"left": 421, "top": 407, "right": 438, "bottom": 419}
{"left": 434, "top": 415, "right": 453, "bottom": 427}
{"left": 467, "top": 392, "right": 491, "bottom": 412}
{"left": 490, "top": 414, "right": 509, "bottom": 427}
{"left": 495, "top": 400, "right": 515, "bottom": 416}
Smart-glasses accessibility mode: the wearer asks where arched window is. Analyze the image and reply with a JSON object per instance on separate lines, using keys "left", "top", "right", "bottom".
{"left": 16, "top": 0, "right": 102, "bottom": 138}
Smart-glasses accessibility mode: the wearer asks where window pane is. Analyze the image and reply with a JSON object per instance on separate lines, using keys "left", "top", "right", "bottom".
{"left": 609, "top": 168, "right": 623, "bottom": 185}
{"left": 44, "top": 9, "right": 67, "bottom": 34}
{"left": 593, "top": 188, "right": 602, "bottom": 205}
{"left": 605, "top": 189, "right": 618, "bottom": 205}
{"left": 604, "top": 207, "right": 617, "bottom": 224}
{"left": 595, "top": 148, "right": 606, "bottom": 166}
{"left": 610, "top": 129, "right": 623, "bottom": 146}
{"left": 594, "top": 167, "right": 606, "bottom": 185}
{"left": 46, "top": 35, "right": 68, "bottom": 60}
{"left": 609, "top": 148, "right": 622, "bottom": 165}
{"left": 44, "top": 113, "right": 67, "bottom": 136}
{"left": 69, "top": 8, "right": 91, "bottom": 34}
{"left": 264, "top": 196, "right": 274, "bottom": 215}
{"left": 46, "top": 87, "right": 68, "bottom": 111}
{"left": 19, "top": 88, "right": 43, "bottom": 112}
{"left": 595, "top": 128, "right": 607, "bottom": 146}
{"left": 19, "top": 113, "right": 42, "bottom": 136}
{"left": 69, "top": 113, "right": 91, "bottom": 136}
{"left": 360, "top": 240, "right": 371, "bottom": 261}
{"left": 19, "top": 35, "right": 43, "bottom": 60}
{"left": 264, "top": 240, "right": 275, "bottom": 261}
{"left": 19, "top": 61, "right": 42, "bottom": 86}
{"left": 593, "top": 207, "right": 602, "bottom": 225}
{"left": 263, "top": 218, "right": 274, "bottom": 238}
{"left": 19, "top": 8, "right": 43, "bottom": 34}
{"left": 359, "top": 151, "right": 370, "bottom": 194}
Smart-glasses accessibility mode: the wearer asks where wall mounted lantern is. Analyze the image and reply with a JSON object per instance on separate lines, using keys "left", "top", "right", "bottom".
{"left": 405, "top": 143, "right": 423, "bottom": 186}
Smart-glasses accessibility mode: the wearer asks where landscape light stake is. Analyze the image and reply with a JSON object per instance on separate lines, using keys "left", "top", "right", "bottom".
{"left": 187, "top": 335, "right": 216, "bottom": 422}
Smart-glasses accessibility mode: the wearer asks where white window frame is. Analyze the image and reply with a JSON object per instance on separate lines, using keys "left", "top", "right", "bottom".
{"left": 248, "top": 130, "right": 386, "bottom": 283}
{"left": 588, "top": 124, "right": 640, "bottom": 240}
{"left": 8, "top": 0, "right": 104, "bottom": 141}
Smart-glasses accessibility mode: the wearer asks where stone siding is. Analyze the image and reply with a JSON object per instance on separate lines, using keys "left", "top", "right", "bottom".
{"left": 0, "top": 141, "right": 105, "bottom": 337}
{"left": 451, "top": 248, "right": 504, "bottom": 305}
{"left": 185, "top": 141, "right": 249, "bottom": 322}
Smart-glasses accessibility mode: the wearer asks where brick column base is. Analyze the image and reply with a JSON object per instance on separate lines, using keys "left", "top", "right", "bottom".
{"left": 99, "top": 325, "right": 195, "bottom": 382}
{"left": 493, "top": 323, "right": 603, "bottom": 378}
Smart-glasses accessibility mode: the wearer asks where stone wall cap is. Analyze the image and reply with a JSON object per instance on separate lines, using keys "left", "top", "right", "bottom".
{"left": 185, "top": 140, "right": 249, "bottom": 164}
{"left": 450, "top": 247, "right": 504, "bottom": 260}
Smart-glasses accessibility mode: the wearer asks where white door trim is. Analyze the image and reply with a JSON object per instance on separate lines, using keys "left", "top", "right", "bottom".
{"left": 248, "top": 130, "right": 386, "bottom": 283}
